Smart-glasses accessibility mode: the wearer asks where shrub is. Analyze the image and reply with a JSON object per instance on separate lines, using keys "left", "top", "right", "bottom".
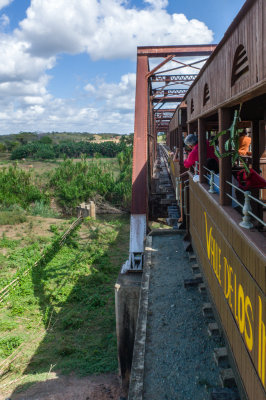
{"left": 29, "top": 200, "right": 60, "bottom": 218}
{"left": 0, "top": 336, "right": 23, "bottom": 357}
{"left": 49, "top": 159, "right": 116, "bottom": 212}
{"left": 0, "top": 209, "right": 27, "bottom": 225}
{"left": 0, "top": 165, "right": 46, "bottom": 208}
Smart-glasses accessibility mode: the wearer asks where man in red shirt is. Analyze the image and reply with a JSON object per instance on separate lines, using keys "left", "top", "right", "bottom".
{"left": 183, "top": 134, "right": 217, "bottom": 168}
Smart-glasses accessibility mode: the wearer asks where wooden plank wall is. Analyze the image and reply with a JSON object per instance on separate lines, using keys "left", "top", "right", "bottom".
{"left": 186, "top": 0, "right": 266, "bottom": 122}
{"left": 169, "top": 109, "right": 178, "bottom": 133}
{"left": 189, "top": 177, "right": 266, "bottom": 400}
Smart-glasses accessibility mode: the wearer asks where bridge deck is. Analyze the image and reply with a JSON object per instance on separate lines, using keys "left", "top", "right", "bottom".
{"left": 129, "top": 230, "right": 241, "bottom": 400}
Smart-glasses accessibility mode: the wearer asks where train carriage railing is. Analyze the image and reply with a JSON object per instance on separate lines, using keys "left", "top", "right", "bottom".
{"left": 199, "top": 165, "right": 266, "bottom": 232}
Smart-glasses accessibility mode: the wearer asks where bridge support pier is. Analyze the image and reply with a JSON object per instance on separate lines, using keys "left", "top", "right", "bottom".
{"left": 115, "top": 271, "right": 142, "bottom": 397}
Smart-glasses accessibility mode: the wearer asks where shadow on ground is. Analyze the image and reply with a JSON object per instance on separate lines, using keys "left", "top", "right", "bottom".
{"left": 8, "top": 215, "right": 129, "bottom": 400}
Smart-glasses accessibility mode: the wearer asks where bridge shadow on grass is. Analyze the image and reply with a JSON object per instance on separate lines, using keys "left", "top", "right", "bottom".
{"left": 10, "top": 215, "right": 129, "bottom": 398}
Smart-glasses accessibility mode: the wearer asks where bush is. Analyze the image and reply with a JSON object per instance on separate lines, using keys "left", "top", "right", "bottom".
{"left": 49, "top": 159, "right": 116, "bottom": 213}
{"left": 0, "top": 336, "right": 23, "bottom": 357}
{"left": 29, "top": 200, "right": 60, "bottom": 218}
{"left": 0, "top": 165, "right": 46, "bottom": 208}
{"left": 0, "top": 209, "right": 27, "bottom": 225}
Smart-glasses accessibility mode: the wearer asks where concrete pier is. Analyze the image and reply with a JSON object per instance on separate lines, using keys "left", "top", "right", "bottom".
{"left": 115, "top": 271, "right": 142, "bottom": 397}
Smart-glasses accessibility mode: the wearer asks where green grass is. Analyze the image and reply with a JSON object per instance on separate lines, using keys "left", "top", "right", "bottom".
{"left": 0, "top": 209, "right": 27, "bottom": 225}
{"left": 0, "top": 215, "right": 129, "bottom": 396}
{"left": 29, "top": 200, "right": 60, "bottom": 218}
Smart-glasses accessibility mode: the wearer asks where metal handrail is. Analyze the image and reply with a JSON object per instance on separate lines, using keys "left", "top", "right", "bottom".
{"left": 203, "top": 174, "right": 220, "bottom": 190}
{"left": 226, "top": 180, "right": 266, "bottom": 228}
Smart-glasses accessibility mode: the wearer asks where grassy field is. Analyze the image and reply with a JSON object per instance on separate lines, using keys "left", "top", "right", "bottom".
{"left": 0, "top": 214, "right": 129, "bottom": 397}
{"left": 0, "top": 155, "right": 121, "bottom": 184}
{"left": 0, "top": 148, "right": 131, "bottom": 396}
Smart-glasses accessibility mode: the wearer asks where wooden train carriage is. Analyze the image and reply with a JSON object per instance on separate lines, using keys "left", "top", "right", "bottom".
{"left": 168, "top": 0, "right": 266, "bottom": 398}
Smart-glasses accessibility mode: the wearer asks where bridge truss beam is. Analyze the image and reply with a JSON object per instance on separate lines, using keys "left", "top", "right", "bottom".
{"left": 125, "top": 44, "right": 216, "bottom": 271}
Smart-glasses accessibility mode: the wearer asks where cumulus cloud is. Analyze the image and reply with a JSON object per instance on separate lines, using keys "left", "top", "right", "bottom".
{"left": 0, "top": 34, "right": 55, "bottom": 83}
{"left": 90, "top": 73, "right": 136, "bottom": 111}
{"left": 0, "top": 0, "right": 214, "bottom": 134}
{"left": 17, "top": 0, "right": 213, "bottom": 59}
{"left": 144, "top": 0, "right": 168, "bottom": 10}
{"left": 0, "top": 14, "right": 9, "bottom": 29}
{"left": 0, "top": 0, "right": 13, "bottom": 10}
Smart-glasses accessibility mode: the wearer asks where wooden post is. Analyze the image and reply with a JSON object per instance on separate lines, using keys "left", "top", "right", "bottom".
{"left": 89, "top": 201, "right": 96, "bottom": 219}
{"left": 251, "top": 120, "right": 265, "bottom": 222}
{"left": 218, "top": 108, "right": 231, "bottom": 206}
{"left": 178, "top": 126, "right": 184, "bottom": 166}
{"left": 198, "top": 118, "right": 207, "bottom": 183}
{"left": 252, "top": 120, "right": 260, "bottom": 173}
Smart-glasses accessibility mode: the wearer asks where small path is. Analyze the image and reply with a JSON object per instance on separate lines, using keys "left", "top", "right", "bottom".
{"left": 143, "top": 233, "right": 223, "bottom": 400}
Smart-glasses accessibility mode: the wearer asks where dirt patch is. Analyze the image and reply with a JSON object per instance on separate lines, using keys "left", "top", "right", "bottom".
{"left": 0, "top": 216, "right": 68, "bottom": 242}
{"left": 2, "top": 373, "right": 121, "bottom": 400}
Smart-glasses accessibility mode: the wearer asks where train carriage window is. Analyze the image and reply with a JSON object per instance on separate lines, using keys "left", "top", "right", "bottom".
{"left": 203, "top": 83, "right": 210, "bottom": 106}
{"left": 231, "top": 44, "right": 249, "bottom": 86}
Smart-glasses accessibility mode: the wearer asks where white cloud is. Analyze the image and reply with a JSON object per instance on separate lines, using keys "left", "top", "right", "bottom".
{"left": 0, "top": 35, "right": 55, "bottom": 83}
{"left": 0, "top": 14, "right": 9, "bottom": 29}
{"left": 17, "top": 0, "right": 213, "bottom": 60}
{"left": 84, "top": 83, "right": 96, "bottom": 93}
{"left": 0, "top": 0, "right": 214, "bottom": 134}
{"left": 95, "top": 73, "right": 136, "bottom": 111}
{"left": 144, "top": 0, "right": 168, "bottom": 10}
{"left": 0, "top": 0, "right": 13, "bottom": 10}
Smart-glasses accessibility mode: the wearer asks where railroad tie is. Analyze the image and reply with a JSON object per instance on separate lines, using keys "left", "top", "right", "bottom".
{"left": 202, "top": 302, "right": 214, "bottom": 318}
{"left": 219, "top": 368, "right": 237, "bottom": 389}
{"left": 191, "top": 263, "right": 200, "bottom": 273}
{"left": 213, "top": 347, "right": 229, "bottom": 368}
{"left": 184, "top": 274, "right": 203, "bottom": 288}
{"left": 198, "top": 283, "right": 206, "bottom": 294}
{"left": 207, "top": 322, "right": 220, "bottom": 336}
{"left": 189, "top": 253, "right": 197, "bottom": 262}
{"left": 210, "top": 387, "right": 240, "bottom": 400}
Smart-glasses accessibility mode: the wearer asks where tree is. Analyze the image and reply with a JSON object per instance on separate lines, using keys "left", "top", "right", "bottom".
{"left": 40, "top": 136, "right": 53, "bottom": 145}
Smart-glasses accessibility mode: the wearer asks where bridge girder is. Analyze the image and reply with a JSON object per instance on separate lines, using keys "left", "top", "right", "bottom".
{"left": 127, "top": 44, "right": 216, "bottom": 271}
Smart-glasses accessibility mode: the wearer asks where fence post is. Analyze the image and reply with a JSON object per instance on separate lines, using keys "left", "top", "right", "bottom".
{"left": 239, "top": 191, "right": 253, "bottom": 229}
{"left": 208, "top": 171, "right": 215, "bottom": 193}
{"left": 89, "top": 201, "right": 96, "bottom": 219}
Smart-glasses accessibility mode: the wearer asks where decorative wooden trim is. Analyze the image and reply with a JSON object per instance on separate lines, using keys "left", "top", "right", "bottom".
{"left": 203, "top": 83, "right": 210, "bottom": 105}
{"left": 191, "top": 98, "right": 194, "bottom": 114}
{"left": 231, "top": 44, "right": 249, "bottom": 86}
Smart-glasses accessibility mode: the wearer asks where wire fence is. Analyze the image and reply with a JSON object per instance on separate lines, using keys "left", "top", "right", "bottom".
{"left": 0, "top": 216, "right": 83, "bottom": 304}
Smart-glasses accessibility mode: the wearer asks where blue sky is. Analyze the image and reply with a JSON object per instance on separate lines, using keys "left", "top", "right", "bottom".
{"left": 0, "top": 0, "right": 246, "bottom": 135}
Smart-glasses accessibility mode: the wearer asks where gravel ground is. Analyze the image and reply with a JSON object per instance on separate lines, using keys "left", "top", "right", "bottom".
{"left": 142, "top": 233, "right": 223, "bottom": 400}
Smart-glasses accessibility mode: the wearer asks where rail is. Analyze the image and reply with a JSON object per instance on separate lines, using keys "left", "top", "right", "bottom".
{"left": 201, "top": 166, "right": 266, "bottom": 229}
{"left": 203, "top": 166, "right": 220, "bottom": 193}
{"left": 226, "top": 180, "right": 266, "bottom": 229}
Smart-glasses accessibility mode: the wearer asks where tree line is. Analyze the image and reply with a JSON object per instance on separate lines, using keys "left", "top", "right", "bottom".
{"left": 10, "top": 140, "right": 125, "bottom": 160}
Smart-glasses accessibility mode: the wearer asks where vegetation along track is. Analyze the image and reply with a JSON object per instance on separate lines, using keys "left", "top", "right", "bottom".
{"left": 0, "top": 216, "right": 83, "bottom": 304}
{"left": 0, "top": 214, "right": 130, "bottom": 398}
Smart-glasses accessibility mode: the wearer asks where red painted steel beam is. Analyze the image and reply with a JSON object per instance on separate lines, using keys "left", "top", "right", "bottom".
{"left": 151, "top": 74, "right": 197, "bottom": 82}
{"left": 131, "top": 55, "right": 149, "bottom": 215}
{"left": 146, "top": 55, "right": 174, "bottom": 79}
{"left": 137, "top": 45, "right": 216, "bottom": 57}
{"left": 154, "top": 109, "right": 175, "bottom": 113}
{"left": 152, "top": 88, "right": 188, "bottom": 96}
{"left": 153, "top": 96, "right": 183, "bottom": 103}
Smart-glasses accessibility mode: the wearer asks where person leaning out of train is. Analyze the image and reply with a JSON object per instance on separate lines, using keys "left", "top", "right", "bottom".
{"left": 238, "top": 128, "right": 252, "bottom": 156}
{"left": 183, "top": 134, "right": 218, "bottom": 169}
